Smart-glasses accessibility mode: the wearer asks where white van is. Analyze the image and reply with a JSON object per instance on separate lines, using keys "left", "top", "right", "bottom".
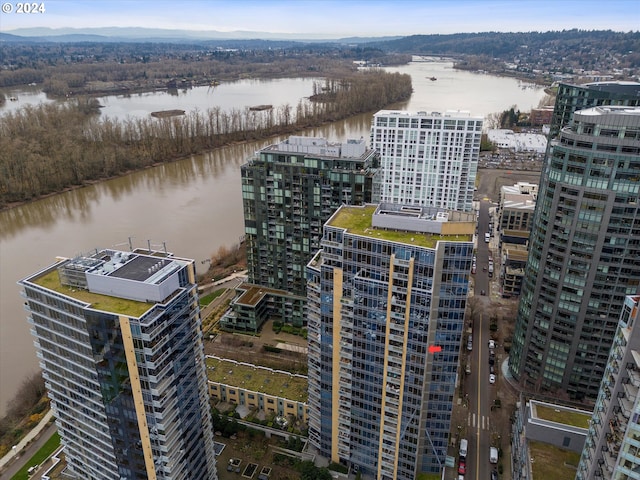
{"left": 459, "top": 438, "right": 468, "bottom": 459}
{"left": 485, "top": 232, "right": 491, "bottom": 243}
{"left": 490, "top": 446, "right": 498, "bottom": 463}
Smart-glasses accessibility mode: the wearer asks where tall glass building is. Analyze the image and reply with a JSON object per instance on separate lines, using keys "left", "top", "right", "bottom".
{"left": 576, "top": 294, "right": 640, "bottom": 480}
{"left": 509, "top": 106, "right": 640, "bottom": 400}
{"left": 19, "top": 248, "right": 217, "bottom": 480}
{"left": 370, "top": 110, "right": 482, "bottom": 212}
{"left": 550, "top": 82, "right": 640, "bottom": 138}
{"left": 306, "top": 203, "right": 475, "bottom": 478}
{"left": 222, "top": 136, "right": 379, "bottom": 331}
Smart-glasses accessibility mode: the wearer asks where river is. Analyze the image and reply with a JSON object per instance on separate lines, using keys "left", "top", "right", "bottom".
{"left": 0, "top": 59, "right": 546, "bottom": 414}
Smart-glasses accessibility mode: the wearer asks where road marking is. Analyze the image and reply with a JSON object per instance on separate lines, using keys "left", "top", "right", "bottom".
{"left": 476, "top": 313, "right": 483, "bottom": 480}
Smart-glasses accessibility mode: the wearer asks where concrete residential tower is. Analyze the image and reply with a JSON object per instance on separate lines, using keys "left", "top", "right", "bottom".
{"left": 576, "top": 294, "right": 640, "bottom": 480}
{"left": 370, "top": 110, "right": 482, "bottom": 212}
{"left": 509, "top": 106, "right": 640, "bottom": 400}
{"left": 19, "top": 248, "right": 217, "bottom": 480}
{"left": 306, "top": 203, "right": 475, "bottom": 478}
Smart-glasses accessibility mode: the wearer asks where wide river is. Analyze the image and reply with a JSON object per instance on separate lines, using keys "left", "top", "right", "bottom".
{"left": 0, "top": 59, "right": 546, "bottom": 414}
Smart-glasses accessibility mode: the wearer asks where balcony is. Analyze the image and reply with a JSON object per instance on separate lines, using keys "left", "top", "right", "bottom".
{"left": 617, "top": 393, "right": 632, "bottom": 419}
{"left": 627, "top": 363, "right": 640, "bottom": 388}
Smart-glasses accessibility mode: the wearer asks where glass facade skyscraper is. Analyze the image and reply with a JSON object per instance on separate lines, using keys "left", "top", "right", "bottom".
{"left": 306, "top": 203, "right": 474, "bottom": 478}
{"left": 19, "top": 248, "right": 217, "bottom": 480}
{"left": 550, "top": 82, "right": 640, "bottom": 138}
{"left": 224, "top": 136, "right": 379, "bottom": 330}
{"left": 509, "top": 106, "right": 640, "bottom": 400}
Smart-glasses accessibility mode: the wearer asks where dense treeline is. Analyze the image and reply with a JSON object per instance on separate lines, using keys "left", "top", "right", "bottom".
{"left": 0, "top": 373, "right": 47, "bottom": 457}
{"left": 0, "top": 42, "right": 410, "bottom": 95}
{"left": 0, "top": 70, "right": 411, "bottom": 208}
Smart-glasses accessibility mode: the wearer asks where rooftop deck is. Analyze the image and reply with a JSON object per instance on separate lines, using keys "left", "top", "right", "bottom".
{"left": 206, "top": 356, "right": 308, "bottom": 402}
{"left": 33, "top": 269, "right": 153, "bottom": 317}
{"left": 328, "top": 204, "right": 473, "bottom": 248}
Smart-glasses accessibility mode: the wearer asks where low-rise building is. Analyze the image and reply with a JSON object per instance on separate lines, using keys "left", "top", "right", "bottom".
{"left": 487, "top": 129, "right": 548, "bottom": 153}
{"left": 206, "top": 356, "right": 309, "bottom": 424}
{"left": 530, "top": 106, "right": 554, "bottom": 126}
{"left": 501, "top": 243, "right": 528, "bottom": 298}
{"left": 496, "top": 182, "right": 537, "bottom": 297}
{"left": 511, "top": 398, "right": 591, "bottom": 480}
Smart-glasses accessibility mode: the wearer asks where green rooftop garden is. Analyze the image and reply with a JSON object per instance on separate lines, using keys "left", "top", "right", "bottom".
{"left": 33, "top": 269, "right": 153, "bottom": 317}
{"left": 534, "top": 403, "right": 591, "bottom": 429}
{"left": 529, "top": 441, "right": 581, "bottom": 480}
{"left": 328, "top": 205, "right": 471, "bottom": 248}
{"left": 206, "top": 357, "right": 308, "bottom": 403}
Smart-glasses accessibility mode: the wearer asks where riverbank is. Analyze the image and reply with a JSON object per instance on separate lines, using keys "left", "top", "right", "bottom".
{"left": 0, "top": 69, "right": 412, "bottom": 210}
{"left": 0, "top": 410, "right": 54, "bottom": 476}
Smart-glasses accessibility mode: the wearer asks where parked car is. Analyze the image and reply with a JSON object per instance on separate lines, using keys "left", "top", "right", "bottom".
{"left": 458, "top": 461, "right": 466, "bottom": 475}
{"left": 490, "top": 446, "right": 499, "bottom": 463}
{"left": 489, "top": 373, "right": 496, "bottom": 384}
{"left": 491, "top": 470, "right": 498, "bottom": 480}
{"left": 488, "top": 339, "right": 496, "bottom": 349}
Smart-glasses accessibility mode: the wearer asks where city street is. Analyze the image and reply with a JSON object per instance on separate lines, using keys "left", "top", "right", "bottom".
{"left": 447, "top": 197, "right": 508, "bottom": 480}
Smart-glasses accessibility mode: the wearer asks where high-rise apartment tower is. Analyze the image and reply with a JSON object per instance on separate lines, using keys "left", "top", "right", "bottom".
{"left": 223, "top": 136, "right": 379, "bottom": 331}
{"left": 509, "top": 106, "right": 640, "bottom": 400}
{"left": 576, "top": 294, "right": 640, "bottom": 480}
{"left": 19, "top": 248, "right": 217, "bottom": 480}
{"left": 306, "top": 203, "right": 475, "bottom": 478}
{"left": 550, "top": 82, "right": 640, "bottom": 138}
{"left": 370, "top": 110, "right": 482, "bottom": 212}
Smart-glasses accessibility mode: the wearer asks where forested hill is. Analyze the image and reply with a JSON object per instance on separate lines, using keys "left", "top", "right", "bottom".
{"left": 370, "top": 30, "right": 639, "bottom": 58}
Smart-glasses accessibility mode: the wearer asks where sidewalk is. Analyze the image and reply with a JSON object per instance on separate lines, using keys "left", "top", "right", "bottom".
{"left": 0, "top": 409, "right": 54, "bottom": 470}
{"left": 199, "top": 270, "right": 248, "bottom": 291}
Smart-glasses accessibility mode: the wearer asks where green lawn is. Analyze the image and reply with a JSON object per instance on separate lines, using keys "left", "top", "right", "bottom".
{"left": 529, "top": 440, "right": 581, "bottom": 480}
{"left": 200, "top": 289, "right": 225, "bottom": 306}
{"left": 11, "top": 432, "right": 60, "bottom": 480}
{"left": 535, "top": 404, "right": 591, "bottom": 429}
{"left": 34, "top": 270, "right": 152, "bottom": 317}
{"left": 328, "top": 205, "right": 471, "bottom": 247}
{"left": 207, "top": 357, "right": 308, "bottom": 402}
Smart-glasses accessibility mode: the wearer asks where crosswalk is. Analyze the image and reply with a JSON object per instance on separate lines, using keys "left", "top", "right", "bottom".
{"left": 468, "top": 413, "right": 490, "bottom": 430}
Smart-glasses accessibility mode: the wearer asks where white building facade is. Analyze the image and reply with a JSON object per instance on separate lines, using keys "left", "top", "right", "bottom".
{"left": 371, "top": 110, "right": 482, "bottom": 212}
{"left": 577, "top": 294, "right": 640, "bottom": 480}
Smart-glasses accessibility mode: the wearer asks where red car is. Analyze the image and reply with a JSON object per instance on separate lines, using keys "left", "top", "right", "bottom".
{"left": 458, "top": 461, "right": 466, "bottom": 475}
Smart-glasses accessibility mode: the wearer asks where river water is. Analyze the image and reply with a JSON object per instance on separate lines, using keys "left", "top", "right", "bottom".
{"left": 0, "top": 59, "right": 546, "bottom": 414}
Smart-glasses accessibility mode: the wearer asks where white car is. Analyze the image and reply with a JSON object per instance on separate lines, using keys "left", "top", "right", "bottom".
{"left": 488, "top": 339, "right": 496, "bottom": 349}
{"left": 489, "top": 373, "right": 496, "bottom": 384}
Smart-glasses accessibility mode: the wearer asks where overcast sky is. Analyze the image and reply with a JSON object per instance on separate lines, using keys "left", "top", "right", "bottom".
{"left": 1, "top": 0, "right": 639, "bottom": 37}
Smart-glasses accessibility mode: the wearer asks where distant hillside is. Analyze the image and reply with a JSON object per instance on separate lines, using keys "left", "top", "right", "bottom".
{"left": 3, "top": 26, "right": 360, "bottom": 43}
{"left": 370, "top": 30, "right": 640, "bottom": 59}
{"left": 5, "top": 27, "right": 637, "bottom": 54}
